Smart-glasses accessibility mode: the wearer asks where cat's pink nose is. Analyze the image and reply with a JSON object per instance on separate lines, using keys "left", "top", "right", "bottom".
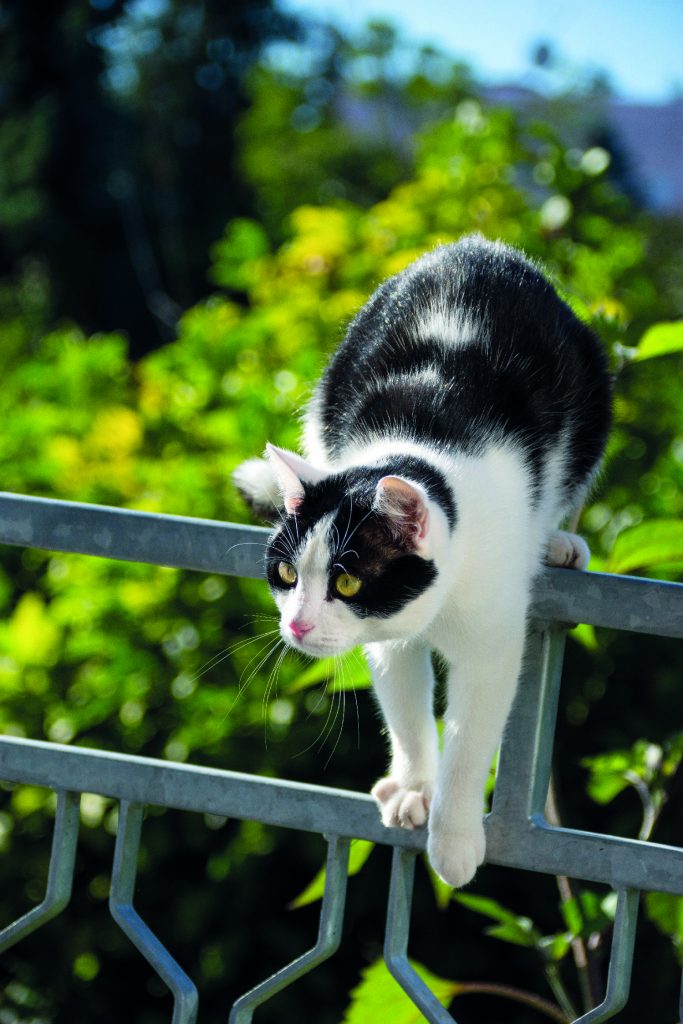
{"left": 289, "top": 619, "right": 313, "bottom": 640}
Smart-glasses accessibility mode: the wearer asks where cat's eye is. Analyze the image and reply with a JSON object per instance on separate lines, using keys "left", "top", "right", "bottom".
{"left": 334, "top": 573, "right": 362, "bottom": 598}
{"left": 277, "top": 561, "right": 297, "bottom": 586}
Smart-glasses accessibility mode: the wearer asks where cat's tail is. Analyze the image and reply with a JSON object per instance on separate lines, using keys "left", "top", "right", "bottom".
{"left": 232, "top": 457, "right": 282, "bottom": 519}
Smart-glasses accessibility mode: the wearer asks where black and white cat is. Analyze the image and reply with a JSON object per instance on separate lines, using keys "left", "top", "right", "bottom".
{"left": 234, "top": 235, "right": 611, "bottom": 887}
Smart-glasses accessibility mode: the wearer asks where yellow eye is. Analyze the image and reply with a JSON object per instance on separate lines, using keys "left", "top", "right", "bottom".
{"left": 334, "top": 573, "right": 362, "bottom": 598}
{"left": 278, "top": 561, "right": 297, "bottom": 586}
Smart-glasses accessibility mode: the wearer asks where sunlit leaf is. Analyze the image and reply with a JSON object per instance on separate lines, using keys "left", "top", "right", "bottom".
{"left": 537, "top": 932, "right": 572, "bottom": 961}
{"left": 644, "top": 893, "right": 683, "bottom": 965}
{"left": 632, "top": 321, "right": 683, "bottom": 362}
{"left": 286, "top": 650, "right": 371, "bottom": 693}
{"left": 485, "top": 920, "right": 538, "bottom": 948}
{"left": 605, "top": 520, "right": 683, "bottom": 574}
{"left": 570, "top": 623, "right": 598, "bottom": 650}
{"left": 425, "top": 858, "right": 453, "bottom": 910}
{"left": 342, "top": 957, "right": 458, "bottom": 1023}
{"left": 289, "top": 839, "right": 375, "bottom": 909}
{"left": 454, "top": 893, "right": 541, "bottom": 946}
{"left": 6, "top": 593, "right": 61, "bottom": 666}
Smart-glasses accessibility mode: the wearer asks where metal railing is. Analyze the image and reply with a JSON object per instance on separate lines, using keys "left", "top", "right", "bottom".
{"left": 0, "top": 490, "right": 682, "bottom": 1023}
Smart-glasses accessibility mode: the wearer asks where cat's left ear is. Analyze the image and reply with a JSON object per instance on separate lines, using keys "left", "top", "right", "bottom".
{"left": 374, "top": 476, "right": 430, "bottom": 553}
{"left": 266, "top": 444, "right": 328, "bottom": 514}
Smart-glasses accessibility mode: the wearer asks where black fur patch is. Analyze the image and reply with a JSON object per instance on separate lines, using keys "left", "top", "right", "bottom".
{"left": 317, "top": 235, "right": 611, "bottom": 501}
{"left": 264, "top": 469, "right": 441, "bottom": 617}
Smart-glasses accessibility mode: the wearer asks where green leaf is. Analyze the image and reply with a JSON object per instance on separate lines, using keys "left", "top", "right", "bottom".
{"left": 605, "top": 519, "right": 683, "bottom": 575}
{"left": 570, "top": 623, "right": 598, "bottom": 650}
{"left": 582, "top": 738, "right": 670, "bottom": 808}
{"left": 424, "top": 857, "right": 453, "bottom": 910}
{"left": 644, "top": 892, "right": 683, "bottom": 964}
{"left": 560, "top": 897, "right": 583, "bottom": 934}
{"left": 453, "top": 892, "right": 524, "bottom": 925}
{"left": 632, "top": 321, "right": 683, "bottom": 362}
{"left": 600, "top": 892, "right": 619, "bottom": 921}
{"left": 209, "top": 218, "right": 270, "bottom": 290}
{"left": 286, "top": 649, "right": 371, "bottom": 693}
{"left": 485, "top": 920, "right": 538, "bottom": 948}
{"left": 537, "top": 932, "right": 572, "bottom": 961}
{"left": 289, "top": 839, "right": 375, "bottom": 909}
{"left": 559, "top": 889, "right": 616, "bottom": 940}
{"left": 342, "top": 958, "right": 458, "bottom": 1023}
{"left": 454, "top": 893, "right": 543, "bottom": 946}
{"left": 582, "top": 751, "right": 633, "bottom": 804}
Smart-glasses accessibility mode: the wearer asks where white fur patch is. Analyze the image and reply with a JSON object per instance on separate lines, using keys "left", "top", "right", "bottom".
{"left": 232, "top": 458, "right": 281, "bottom": 511}
{"left": 415, "top": 304, "right": 477, "bottom": 349}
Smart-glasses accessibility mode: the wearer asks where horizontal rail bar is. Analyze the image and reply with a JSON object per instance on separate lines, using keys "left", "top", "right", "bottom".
{"left": 1, "top": 736, "right": 682, "bottom": 895}
{"left": 528, "top": 567, "right": 683, "bottom": 639}
{"left": 0, "top": 491, "right": 266, "bottom": 578}
{"left": 0, "top": 735, "right": 408, "bottom": 847}
{"left": 1, "top": 492, "right": 681, "bottom": 636}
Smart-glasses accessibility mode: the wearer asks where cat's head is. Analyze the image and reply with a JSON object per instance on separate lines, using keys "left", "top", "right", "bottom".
{"left": 262, "top": 445, "right": 450, "bottom": 656}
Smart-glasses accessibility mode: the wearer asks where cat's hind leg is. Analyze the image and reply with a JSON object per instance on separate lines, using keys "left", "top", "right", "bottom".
{"left": 366, "top": 641, "right": 438, "bottom": 831}
{"left": 545, "top": 529, "right": 590, "bottom": 570}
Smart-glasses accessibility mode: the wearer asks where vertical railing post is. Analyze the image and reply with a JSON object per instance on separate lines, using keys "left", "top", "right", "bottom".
{"left": 490, "top": 626, "right": 566, "bottom": 826}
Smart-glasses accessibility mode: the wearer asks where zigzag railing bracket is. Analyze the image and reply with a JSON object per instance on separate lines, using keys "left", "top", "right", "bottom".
{"left": 228, "top": 834, "right": 351, "bottom": 1023}
{"left": 0, "top": 789, "right": 80, "bottom": 953}
{"left": 110, "top": 801, "right": 199, "bottom": 1024}
{"left": 384, "top": 846, "right": 458, "bottom": 1024}
{"left": 573, "top": 888, "right": 640, "bottom": 1024}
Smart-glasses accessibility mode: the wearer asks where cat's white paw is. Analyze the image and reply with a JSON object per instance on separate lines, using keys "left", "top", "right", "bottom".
{"left": 545, "top": 530, "right": 590, "bottom": 570}
{"left": 427, "top": 820, "right": 486, "bottom": 888}
{"left": 371, "top": 777, "right": 433, "bottom": 830}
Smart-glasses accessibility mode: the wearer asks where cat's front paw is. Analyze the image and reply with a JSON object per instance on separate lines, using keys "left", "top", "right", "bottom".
{"left": 545, "top": 530, "right": 590, "bottom": 570}
{"left": 371, "top": 777, "right": 433, "bottom": 830}
{"left": 427, "top": 820, "right": 486, "bottom": 888}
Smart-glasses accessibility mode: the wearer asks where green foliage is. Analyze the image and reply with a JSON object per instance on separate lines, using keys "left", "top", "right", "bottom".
{"left": 605, "top": 519, "right": 683, "bottom": 574}
{"left": 644, "top": 892, "right": 683, "bottom": 965}
{"left": 286, "top": 650, "right": 372, "bottom": 694}
{"left": 632, "top": 321, "right": 683, "bottom": 362}
{"left": 582, "top": 735, "right": 683, "bottom": 831}
{"left": 289, "top": 839, "right": 375, "bottom": 909}
{"left": 454, "top": 892, "right": 544, "bottom": 949}
{"left": 342, "top": 958, "right": 457, "bottom": 1023}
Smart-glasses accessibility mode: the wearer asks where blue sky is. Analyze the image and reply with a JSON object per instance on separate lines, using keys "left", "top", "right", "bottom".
{"left": 278, "top": 0, "right": 682, "bottom": 102}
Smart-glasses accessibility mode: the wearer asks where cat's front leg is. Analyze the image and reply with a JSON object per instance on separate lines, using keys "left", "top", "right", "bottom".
{"left": 428, "top": 614, "right": 526, "bottom": 887}
{"left": 365, "top": 641, "right": 438, "bottom": 830}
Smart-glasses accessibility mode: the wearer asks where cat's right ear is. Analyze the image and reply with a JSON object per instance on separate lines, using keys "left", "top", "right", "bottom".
{"left": 374, "top": 475, "right": 431, "bottom": 553}
{"left": 266, "top": 444, "right": 328, "bottom": 514}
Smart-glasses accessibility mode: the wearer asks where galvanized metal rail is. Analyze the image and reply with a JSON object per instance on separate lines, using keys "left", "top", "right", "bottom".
{"left": 0, "top": 491, "right": 682, "bottom": 1023}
